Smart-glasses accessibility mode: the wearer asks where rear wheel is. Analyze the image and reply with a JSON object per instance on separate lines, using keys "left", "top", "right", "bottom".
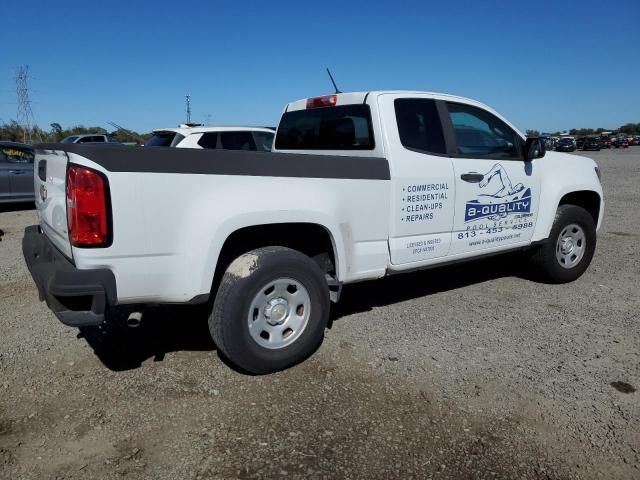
{"left": 530, "top": 205, "right": 596, "bottom": 283}
{"left": 209, "top": 247, "right": 330, "bottom": 374}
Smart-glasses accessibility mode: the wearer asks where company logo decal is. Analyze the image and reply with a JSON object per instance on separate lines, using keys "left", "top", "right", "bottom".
{"left": 464, "top": 163, "right": 531, "bottom": 222}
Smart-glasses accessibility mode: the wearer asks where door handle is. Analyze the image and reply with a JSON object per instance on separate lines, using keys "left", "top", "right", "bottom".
{"left": 9, "top": 170, "right": 27, "bottom": 174}
{"left": 460, "top": 173, "right": 484, "bottom": 183}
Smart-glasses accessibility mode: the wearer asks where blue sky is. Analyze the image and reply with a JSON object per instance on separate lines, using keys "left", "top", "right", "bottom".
{"left": 1, "top": 0, "right": 638, "bottom": 133}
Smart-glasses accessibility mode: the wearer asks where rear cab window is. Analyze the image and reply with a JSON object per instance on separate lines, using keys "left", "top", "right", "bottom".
{"left": 275, "top": 104, "right": 374, "bottom": 150}
{"left": 394, "top": 98, "right": 446, "bottom": 155}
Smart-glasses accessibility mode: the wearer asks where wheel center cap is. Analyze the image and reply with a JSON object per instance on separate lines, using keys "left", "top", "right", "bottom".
{"left": 264, "top": 298, "right": 288, "bottom": 325}
{"left": 561, "top": 238, "right": 574, "bottom": 254}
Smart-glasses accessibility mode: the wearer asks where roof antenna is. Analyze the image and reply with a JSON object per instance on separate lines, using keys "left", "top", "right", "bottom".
{"left": 326, "top": 67, "right": 341, "bottom": 94}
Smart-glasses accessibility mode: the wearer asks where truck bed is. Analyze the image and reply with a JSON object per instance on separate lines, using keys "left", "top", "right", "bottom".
{"left": 34, "top": 143, "right": 390, "bottom": 180}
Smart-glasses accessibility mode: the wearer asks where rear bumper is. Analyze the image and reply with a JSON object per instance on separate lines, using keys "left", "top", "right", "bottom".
{"left": 22, "top": 225, "right": 116, "bottom": 327}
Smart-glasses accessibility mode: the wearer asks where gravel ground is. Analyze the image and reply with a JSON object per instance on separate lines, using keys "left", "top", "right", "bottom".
{"left": 1, "top": 148, "right": 638, "bottom": 480}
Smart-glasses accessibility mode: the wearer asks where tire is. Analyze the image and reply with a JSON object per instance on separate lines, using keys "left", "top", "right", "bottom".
{"left": 209, "top": 246, "right": 330, "bottom": 374}
{"left": 530, "top": 205, "right": 597, "bottom": 283}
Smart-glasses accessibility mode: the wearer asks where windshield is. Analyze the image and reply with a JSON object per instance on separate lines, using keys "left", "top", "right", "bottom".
{"left": 275, "top": 105, "right": 374, "bottom": 150}
{"left": 60, "top": 136, "right": 78, "bottom": 144}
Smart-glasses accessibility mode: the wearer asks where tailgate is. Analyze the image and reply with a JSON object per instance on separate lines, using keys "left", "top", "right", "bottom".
{"left": 34, "top": 148, "right": 72, "bottom": 259}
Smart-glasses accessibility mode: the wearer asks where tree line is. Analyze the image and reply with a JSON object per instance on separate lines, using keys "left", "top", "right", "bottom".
{"left": 4, "top": 120, "right": 640, "bottom": 145}
{"left": 0, "top": 121, "right": 152, "bottom": 144}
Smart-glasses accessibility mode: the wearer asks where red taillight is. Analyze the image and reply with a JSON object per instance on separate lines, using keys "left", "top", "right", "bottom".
{"left": 306, "top": 95, "right": 337, "bottom": 109}
{"left": 66, "top": 164, "right": 111, "bottom": 247}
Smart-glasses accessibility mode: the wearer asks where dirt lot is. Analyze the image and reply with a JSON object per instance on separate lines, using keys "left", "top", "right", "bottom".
{"left": 1, "top": 148, "right": 639, "bottom": 480}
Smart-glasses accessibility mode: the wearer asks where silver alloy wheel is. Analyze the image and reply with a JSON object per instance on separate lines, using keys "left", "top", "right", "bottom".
{"left": 555, "top": 223, "right": 586, "bottom": 269}
{"left": 247, "top": 277, "right": 311, "bottom": 349}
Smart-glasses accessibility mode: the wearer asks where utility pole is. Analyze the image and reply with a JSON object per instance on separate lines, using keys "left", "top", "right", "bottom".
{"left": 185, "top": 94, "right": 191, "bottom": 123}
{"left": 16, "top": 66, "right": 38, "bottom": 143}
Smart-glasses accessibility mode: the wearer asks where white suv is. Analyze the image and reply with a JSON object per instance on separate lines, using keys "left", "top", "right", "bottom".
{"left": 145, "top": 125, "right": 275, "bottom": 151}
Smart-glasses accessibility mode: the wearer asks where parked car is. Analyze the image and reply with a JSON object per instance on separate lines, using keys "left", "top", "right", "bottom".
{"left": 0, "top": 141, "right": 35, "bottom": 203}
{"left": 576, "top": 137, "right": 586, "bottom": 149}
{"left": 540, "top": 135, "right": 554, "bottom": 151}
{"left": 582, "top": 137, "right": 601, "bottom": 151}
{"left": 24, "top": 90, "right": 604, "bottom": 374}
{"left": 610, "top": 136, "right": 619, "bottom": 148}
{"left": 618, "top": 137, "right": 629, "bottom": 148}
{"left": 598, "top": 136, "right": 610, "bottom": 148}
{"left": 633, "top": 136, "right": 640, "bottom": 146}
{"left": 556, "top": 138, "right": 576, "bottom": 152}
{"left": 60, "top": 134, "right": 114, "bottom": 144}
{"left": 146, "top": 125, "right": 275, "bottom": 151}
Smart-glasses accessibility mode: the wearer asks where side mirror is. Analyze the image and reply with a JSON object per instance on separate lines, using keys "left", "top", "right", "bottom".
{"left": 525, "top": 137, "right": 545, "bottom": 161}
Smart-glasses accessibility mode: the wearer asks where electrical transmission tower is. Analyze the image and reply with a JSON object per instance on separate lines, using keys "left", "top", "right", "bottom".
{"left": 16, "top": 66, "right": 39, "bottom": 143}
{"left": 185, "top": 94, "right": 191, "bottom": 123}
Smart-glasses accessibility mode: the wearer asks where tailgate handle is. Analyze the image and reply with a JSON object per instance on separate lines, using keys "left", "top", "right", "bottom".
{"left": 460, "top": 173, "right": 484, "bottom": 183}
{"left": 38, "top": 160, "right": 47, "bottom": 181}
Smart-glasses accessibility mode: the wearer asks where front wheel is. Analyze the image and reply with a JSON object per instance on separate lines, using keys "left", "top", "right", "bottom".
{"left": 209, "top": 247, "right": 330, "bottom": 374}
{"left": 530, "top": 205, "right": 597, "bottom": 283}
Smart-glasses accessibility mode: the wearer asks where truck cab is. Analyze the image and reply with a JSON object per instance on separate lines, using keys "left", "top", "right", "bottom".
{"left": 274, "top": 91, "right": 602, "bottom": 273}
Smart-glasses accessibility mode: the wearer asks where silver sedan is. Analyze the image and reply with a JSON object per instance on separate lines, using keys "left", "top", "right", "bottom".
{"left": 0, "top": 141, "right": 34, "bottom": 204}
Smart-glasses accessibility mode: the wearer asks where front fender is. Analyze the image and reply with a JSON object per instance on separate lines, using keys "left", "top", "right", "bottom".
{"left": 531, "top": 153, "right": 603, "bottom": 242}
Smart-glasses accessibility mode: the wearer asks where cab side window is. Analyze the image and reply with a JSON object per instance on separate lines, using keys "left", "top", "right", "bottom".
{"left": 394, "top": 99, "right": 446, "bottom": 155}
{"left": 197, "top": 132, "right": 219, "bottom": 149}
{"left": 220, "top": 131, "right": 256, "bottom": 151}
{"left": 252, "top": 131, "right": 275, "bottom": 152}
{"left": 447, "top": 103, "right": 522, "bottom": 160}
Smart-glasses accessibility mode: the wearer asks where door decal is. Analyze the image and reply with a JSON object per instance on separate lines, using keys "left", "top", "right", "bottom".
{"left": 464, "top": 163, "right": 532, "bottom": 222}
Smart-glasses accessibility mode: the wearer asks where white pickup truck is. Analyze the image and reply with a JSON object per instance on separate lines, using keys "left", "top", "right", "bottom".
{"left": 23, "top": 91, "right": 604, "bottom": 373}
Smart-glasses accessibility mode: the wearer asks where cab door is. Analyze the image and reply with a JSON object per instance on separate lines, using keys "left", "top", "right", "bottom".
{"left": 379, "top": 94, "right": 456, "bottom": 265}
{"left": 443, "top": 102, "right": 540, "bottom": 255}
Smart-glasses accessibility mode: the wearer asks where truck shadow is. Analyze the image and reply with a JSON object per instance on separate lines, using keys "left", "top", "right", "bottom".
{"left": 331, "top": 253, "right": 533, "bottom": 324}
{"left": 0, "top": 201, "right": 36, "bottom": 213}
{"left": 79, "top": 253, "right": 535, "bottom": 372}
{"left": 78, "top": 304, "right": 215, "bottom": 372}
